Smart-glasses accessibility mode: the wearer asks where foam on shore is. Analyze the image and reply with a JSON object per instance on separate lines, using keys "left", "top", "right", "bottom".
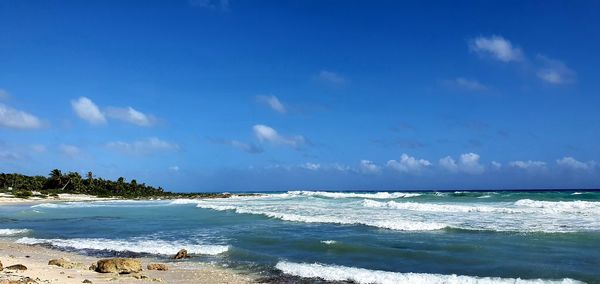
{"left": 0, "top": 229, "right": 30, "bottom": 236}
{"left": 286, "top": 191, "right": 421, "bottom": 199}
{"left": 275, "top": 261, "right": 583, "bottom": 284}
{"left": 16, "top": 237, "right": 229, "bottom": 255}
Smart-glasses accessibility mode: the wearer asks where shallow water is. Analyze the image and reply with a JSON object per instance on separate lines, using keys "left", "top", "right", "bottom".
{"left": 1, "top": 190, "right": 599, "bottom": 283}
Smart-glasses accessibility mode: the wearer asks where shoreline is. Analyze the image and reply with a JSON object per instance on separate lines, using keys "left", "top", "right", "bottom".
{"left": 0, "top": 240, "right": 257, "bottom": 284}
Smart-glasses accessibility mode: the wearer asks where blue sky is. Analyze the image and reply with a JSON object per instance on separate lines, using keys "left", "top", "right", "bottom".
{"left": 1, "top": 0, "right": 599, "bottom": 191}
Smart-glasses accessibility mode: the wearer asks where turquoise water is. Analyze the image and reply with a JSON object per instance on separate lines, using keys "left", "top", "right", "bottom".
{"left": 1, "top": 190, "right": 599, "bottom": 283}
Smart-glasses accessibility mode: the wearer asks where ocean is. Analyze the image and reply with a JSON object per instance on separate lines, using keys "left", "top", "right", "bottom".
{"left": 1, "top": 190, "right": 599, "bottom": 283}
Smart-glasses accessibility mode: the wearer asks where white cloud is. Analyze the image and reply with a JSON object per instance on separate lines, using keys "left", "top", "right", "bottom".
{"left": 439, "top": 153, "right": 485, "bottom": 174}
{"left": 59, "top": 144, "right": 81, "bottom": 158}
{"left": 439, "top": 156, "right": 458, "bottom": 172}
{"left": 253, "top": 124, "right": 305, "bottom": 148}
{"left": 0, "top": 103, "right": 43, "bottom": 129}
{"left": 107, "top": 137, "right": 179, "bottom": 154}
{"left": 169, "top": 165, "right": 180, "bottom": 172}
{"left": 105, "top": 106, "right": 156, "bottom": 126}
{"left": 301, "top": 163, "right": 321, "bottom": 171}
{"left": 491, "top": 161, "right": 502, "bottom": 169}
{"left": 317, "top": 70, "right": 346, "bottom": 86}
{"left": 256, "top": 95, "right": 286, "bottom": 114}
{"left": 359, "top": 160, "right": 381, "bottom": 174}
{"left": 447, "top": 78, "right": 488, "bottom": 92}
{"left": 556, "top": 157, "right": 596, "bottom": 171}
{"left": 509, "top": 160, "right": 547, "bottom": 170}
{"left": 470, "top": 35, "right": 523, "bottom": 62}
{"left": 71, "top": 97, "right": 106, "bottom": 125}
{"left": 386, "top": 153, "right": 431, "bottom": 174}
{"left": 536, "top": 55, "right": 576, "bottom": 85}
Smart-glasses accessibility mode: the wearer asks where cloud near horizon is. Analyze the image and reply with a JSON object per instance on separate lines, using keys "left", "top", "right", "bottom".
{"left": 439, "top": 153, "right": 485, "bottom": 174}
{"left": 106, "top": 137, "right": 179, "bottom": 154}
{"left": 386, "top": 154, "right": 431, "bottom": 174}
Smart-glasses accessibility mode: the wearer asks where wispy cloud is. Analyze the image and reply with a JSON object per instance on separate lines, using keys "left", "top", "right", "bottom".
{"left": 253, "top": 124, "right": 305, "bottom": 148}
{"left": 189, "top": 0, "right": 229, "bottom": 11}
{"left": 301, "top": 162, "right": 321, "bottom": 171}
{"left": 469, "top": 35, "right": 523, "bottom": 62}
{"left": 509, "top": 160, "right": 547, "bottom": 170}
{"left": 316, "top": 70, "right": 346, "bottom": 86}
{"left": 71, "top": 97, "right": 106, "bottom": 125}
{"left": 256, "top": 95, "right": 286, "bottom": 114}
{"left": 536, "top": 55, "right": 577, "bottom": 85}
{"left": 59, "top": 144, "right": 82, "bottom": 158}
{"left": 107, "top": 137, "right": 179, "bottom": 154}
{"left": 0, "top": 103, "right": 43, "bottom": 129}
{"left": 439, "top": 153, "right": 485, "bottom": 174}
{"left": 105, "top": 106, "right": 157, "bottom": 126}
{"left": 445, "top": 77, "right": 488, "bottom": 92}
{"left": 209, "top": 138, "right": 263, "bottom": 154}
{"left": 386, "top": 154, "right": 431, "bottom": 174}
{"left": 556, "top": 157, "right": 596, "bottom": 171}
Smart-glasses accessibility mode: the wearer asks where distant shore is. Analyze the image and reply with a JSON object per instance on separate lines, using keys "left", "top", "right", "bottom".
{"left": 0, "top": 192, "right": 258, "bottom": 206}
{"left": 0, "top": 240, "right": 256, "bottom": 284}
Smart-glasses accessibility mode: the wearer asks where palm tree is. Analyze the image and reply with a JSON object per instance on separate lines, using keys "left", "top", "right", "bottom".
{"left": 86, "top": 171, "right": 94, "bottom": 186}
{"left": 49, "top": 169, "right": 63, "bottom": 189}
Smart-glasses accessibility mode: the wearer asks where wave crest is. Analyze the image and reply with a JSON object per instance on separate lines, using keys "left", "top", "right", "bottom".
{"left": 0, "top": 229, "right": 30, "bottom": 236}
{"left": 16, "top": 237, "right": 229, "bottom": 255}
{"left": 286, "top": 191, "right": 421, "bottom": 199}
{"left": 275, "top": 261, "right": 583, "bottom": 284}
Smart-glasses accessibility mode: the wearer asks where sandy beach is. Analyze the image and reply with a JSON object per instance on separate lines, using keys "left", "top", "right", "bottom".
{"left": 0, "top": 241, "right": 256, "bottom": 284}
{"left": 0, "top": 194, "right": 114, "bottom": 206}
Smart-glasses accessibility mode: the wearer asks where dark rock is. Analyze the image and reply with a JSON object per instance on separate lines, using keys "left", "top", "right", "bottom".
{"left": 172, "top": 249, "right": 189, "bottom": 259}
{"left": 5, "top": 264, "right": 27, "bottom": 271}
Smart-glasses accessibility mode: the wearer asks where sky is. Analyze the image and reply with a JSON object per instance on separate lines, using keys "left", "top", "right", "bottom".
{"left": 1, "top": 0, "right": 600, "bottom": 192}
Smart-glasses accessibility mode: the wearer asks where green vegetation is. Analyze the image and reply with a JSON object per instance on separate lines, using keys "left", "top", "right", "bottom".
{"left": 0, "top": 169, "right": 167, "bottom": 198}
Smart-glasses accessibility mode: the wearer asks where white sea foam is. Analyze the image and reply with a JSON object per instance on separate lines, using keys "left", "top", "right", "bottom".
{"left": 168, "top": 199, "right": 203, "bottom": 205}
{"left": 321, "top": 240, "right": 337, "bottom": 245}
{"left": 16, "top": 237, "right": 229, "bottom": 255}
{"left": 195, "top": 202, "right": 446, "bottom": 231}
{"left": 362, "top": 200, "right": 520, "bottom": 214}
{"left": 286, "top": 191, "right": 421, "bottom": 199}
{"left": 275, "top": 262, "right": 583, "bottom": 284}
{"left": 0, "top": 229, "right": 30, "bottom": 236}
{"left": 514, "top": 199, "right": 600, "bottom": 213}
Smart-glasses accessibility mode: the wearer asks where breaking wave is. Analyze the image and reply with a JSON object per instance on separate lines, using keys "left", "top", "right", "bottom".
{"left": 195, "top": 203, "right": 446, "bottom": 231}
{"left": 285, "top": 191, "right": 421, "bottom": 199}
{"left": 275, "top": 261, "right": 583, "bottom": 284}
{"left": 0, "top": 229, "right": 30, "bottom": 236}
{"left": 16, "top": 237, "right": 229, "bottom": 255}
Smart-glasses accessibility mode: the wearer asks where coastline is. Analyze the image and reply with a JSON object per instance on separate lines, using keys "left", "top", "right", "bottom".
{"left": 0, "top": 240, "right": 256, "bottom": 284}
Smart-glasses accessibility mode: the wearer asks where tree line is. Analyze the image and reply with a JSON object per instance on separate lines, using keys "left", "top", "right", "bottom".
{"left": 0, "top": 169, "right": 167, "bottom": 198}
